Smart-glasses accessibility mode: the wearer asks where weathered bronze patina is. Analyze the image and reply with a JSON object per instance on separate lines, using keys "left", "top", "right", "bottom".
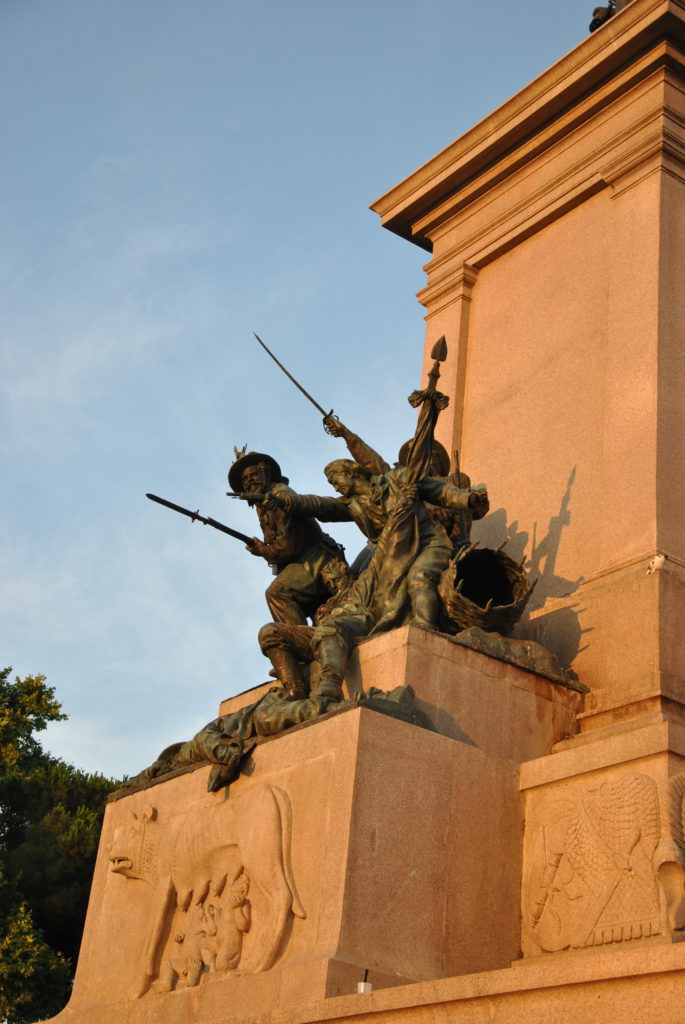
{"left": 227, "top": 449, "right": 345, "bottom": 625}
{"left": 439, "top": 544, "right": 534, "bottom": 635}
{"left": 123, "top": 683, "right": 431, "bottom": 794}
{"left": 589, "top": 0, "right": 629, "bottom": 32}
{"left": 258, "top": 558, "right": 354, "bottom": 700}
{"left": 281, "top": 341, "right": 488, "bottom": 638}
{"left": 146, "top": 493, "right": 253, "bottom": 544}
{"left": 138, "top": 333, "right": 544, "bottom": 792}
{"left": 253, "top": 339, "right": 488, "bottom": 699}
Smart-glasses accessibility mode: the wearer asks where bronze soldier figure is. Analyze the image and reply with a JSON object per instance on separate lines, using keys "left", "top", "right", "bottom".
{"left": 257, "top": 558, "right": 354, "bottom": 700}
{"left": 273, "top": 449, "right": 487, "bottom": 631}
{"left": 330, "top": 419, "right": 483, "bottom": 556}
{"left": 228, "top": 450, "right": 344, "bottom": 626}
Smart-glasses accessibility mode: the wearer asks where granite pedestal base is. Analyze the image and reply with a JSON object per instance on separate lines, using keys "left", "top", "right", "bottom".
{"left": 48, "top": 628, "right": 579, "bottom": 1023}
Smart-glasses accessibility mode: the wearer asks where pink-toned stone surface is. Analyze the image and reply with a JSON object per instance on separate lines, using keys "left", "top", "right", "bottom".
{"left": 218, "top": 678, "right": 272, "bottom": 717}
{"left": 51, "top": 939, "right": 685, "bottom": 1023}
{"left": 519, "top": 748, "right": 685, "bottom": 959}
{"left": 346, "top": 624, "right": 581, "bottom": 762}
{"left": 48, "top": 703, "right": 521, "bottom": 1023}
{"left": 217, "top": 625, "right": 582, "bottom": 763}
{"left": 50, "top": 628, "right": 575, "bottom": 1024}
{"left": 370, "top": 0, "right": 685, "bottom": 737}
{"left": 215, "top": 944, "right": 685, "bottom": 1023}
{"left": 365, "top": 0, "right": 685, "bottom": 995}
{"left": 44, "top": 3, "right": 685, "bottom": 1022}
{"left": 518, "top": 700, "right": 685, "bottom": 964}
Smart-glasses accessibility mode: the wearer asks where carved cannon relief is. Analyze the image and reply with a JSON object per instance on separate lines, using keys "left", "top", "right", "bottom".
{"left": 523, "top": 772, "right": 662, "bottom": 953}
{"left": 108, "top": 783, "right": 304, "bottom": 996}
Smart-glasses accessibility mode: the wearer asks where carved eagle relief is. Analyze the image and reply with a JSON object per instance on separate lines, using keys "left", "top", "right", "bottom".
{"left": 524, "top": 772, "right": 661, "bottom": 952}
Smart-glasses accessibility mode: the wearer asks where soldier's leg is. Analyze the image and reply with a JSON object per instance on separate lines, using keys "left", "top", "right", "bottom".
{"left": 266, "top": 548, "right": 338, "bottom": 625}
{"left": 258, "top": 623, "right": 314, "bottom": 700}
{"left": 265, "top": 577, "right": 308, "bottom": 625}
{"left": 311, "top": 614, "right": 373, "bottom": 700}
{"left": 309, "top": 630, "right": 346, "bottom": 700}
{"left": 407, "top": 534, "right": 451, "bottom": 629}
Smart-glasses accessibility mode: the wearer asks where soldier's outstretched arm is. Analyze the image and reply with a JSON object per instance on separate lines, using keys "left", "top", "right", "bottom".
{"left": 251, "top": 483, "right": 352, "bottom": 526}
{"left": 286, "top": 490, "right": 353, "bottom": 523}
{"left": 419, "top": 478, "right": 490, "bottom": 519}
{"left": 323, "top": 415, "right": 389, "bottom": 475}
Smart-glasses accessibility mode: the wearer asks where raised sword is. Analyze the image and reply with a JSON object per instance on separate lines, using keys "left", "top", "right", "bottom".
{"left": 253, "top": 332, "right": 338, "bottom": 432}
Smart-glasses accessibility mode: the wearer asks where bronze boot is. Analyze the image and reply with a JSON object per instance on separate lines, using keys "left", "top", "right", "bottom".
{"left": 309, "top": 635, "right": 345, "bottom": 702}
{"left": 266, "top": 646, "right": 309, "bottom": 700}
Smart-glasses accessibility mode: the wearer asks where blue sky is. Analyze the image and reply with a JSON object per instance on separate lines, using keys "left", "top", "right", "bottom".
{"left": 2, "top": 0, "right": 595, "bottom": 779}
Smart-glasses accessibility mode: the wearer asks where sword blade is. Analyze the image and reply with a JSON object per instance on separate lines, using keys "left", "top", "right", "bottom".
{"left": 253, "top": 332, "right": 330, "bottom": 418}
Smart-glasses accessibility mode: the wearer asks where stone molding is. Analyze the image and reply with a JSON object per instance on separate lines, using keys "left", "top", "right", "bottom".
{"left": 371, "top": 0, "right": 685, "bottom": 247}
{"left": 413, "top": 61, "right": 681, "bottom": 269}
{"left": 417, "top": 262, "right": 478, "bottom": 319}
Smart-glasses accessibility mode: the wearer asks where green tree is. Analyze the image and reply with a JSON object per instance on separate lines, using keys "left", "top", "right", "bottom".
{"left": 0, "top": 869, "right": 71, "bottom": 1024}
{"left": 0, "top": 667, "right": 119, "bottom": 1021}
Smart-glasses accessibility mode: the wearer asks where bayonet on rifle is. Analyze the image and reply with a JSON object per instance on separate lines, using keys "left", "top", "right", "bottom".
{"left": 146, "top": 493, "right": 252, "bottom": 545}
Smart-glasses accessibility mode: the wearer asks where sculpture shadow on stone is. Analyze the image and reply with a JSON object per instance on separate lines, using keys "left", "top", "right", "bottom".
{"left": 527, "top": 467, "right": 584, "bottom": 612}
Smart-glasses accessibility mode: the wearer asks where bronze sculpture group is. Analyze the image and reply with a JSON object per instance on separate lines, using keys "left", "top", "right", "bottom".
{"left": 131, "top": 338, "right": 533, "bottom": 792}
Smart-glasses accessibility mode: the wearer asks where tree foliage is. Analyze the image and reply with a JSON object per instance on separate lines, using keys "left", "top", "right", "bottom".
{"left": 0, "top": 870, "right": 71, "bottom": 1024}
{"left": 0, "top": 667, "right": 119, "bottom": 1022}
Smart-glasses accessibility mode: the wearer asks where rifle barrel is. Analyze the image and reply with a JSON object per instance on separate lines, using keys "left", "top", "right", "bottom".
{"left": 146, "top": 493, "right": 252, "bottom": 545}
{"left": 225, "top": 491, "right": 268, "bottom": 503}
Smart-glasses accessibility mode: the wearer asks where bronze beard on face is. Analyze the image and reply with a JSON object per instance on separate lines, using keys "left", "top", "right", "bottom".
{"left": 243, "top": 463, "right": 272, "bottom": 492}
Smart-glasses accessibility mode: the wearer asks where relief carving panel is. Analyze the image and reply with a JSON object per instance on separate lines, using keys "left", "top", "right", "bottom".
{"left": 523, "top": 772, "right": 662, "bottom": 953}
{"left": 658, "top": 772, "right": 685, "bottom": 936}
{"left": 108, "top": 783, "right": 304, "bottom": 996}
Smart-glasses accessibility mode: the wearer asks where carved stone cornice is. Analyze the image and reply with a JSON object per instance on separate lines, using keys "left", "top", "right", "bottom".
{"left": 406, "top": 72, "right": 685, "bottom": 275}
{"left": 372, "top": 0, "right": 685, "bottom": 252}
{"left": 417, "top": 262, "right": 478, "bottom": 315}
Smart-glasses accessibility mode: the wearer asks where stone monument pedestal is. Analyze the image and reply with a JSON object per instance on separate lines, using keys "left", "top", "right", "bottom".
{"left": 372, "top": 0, "right": 685, "bottom": 736}
{"left": 46, "top": 2, "right": 685, "bottom": 1020}
{"left": 49, "top": 628, "right": 578, "bottom": 1023}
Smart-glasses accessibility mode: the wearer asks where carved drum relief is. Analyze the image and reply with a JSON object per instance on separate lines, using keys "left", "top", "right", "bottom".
{"left": 523, "top": 771, "right": 663, "bottom": 954}
{"left": 107, "top": 784, "right": 304, "bottom": 997}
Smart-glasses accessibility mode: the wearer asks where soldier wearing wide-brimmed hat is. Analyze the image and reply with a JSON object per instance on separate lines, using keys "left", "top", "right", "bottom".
{"left": 228, "top": 448, "right": 345, "bottom": 631}
{"left": 260, "top": 415, "right": 487, "bottom": 632}
{"left": 228, "top": 451, "right": 288, "bottom": 494}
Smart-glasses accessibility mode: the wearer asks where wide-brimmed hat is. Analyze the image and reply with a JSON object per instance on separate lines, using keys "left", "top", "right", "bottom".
{"left": 397, "top": 439, "right": 451, "bottom": 477}
{"left": 228, "top": 451, "right": 287, "bottom": 492}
